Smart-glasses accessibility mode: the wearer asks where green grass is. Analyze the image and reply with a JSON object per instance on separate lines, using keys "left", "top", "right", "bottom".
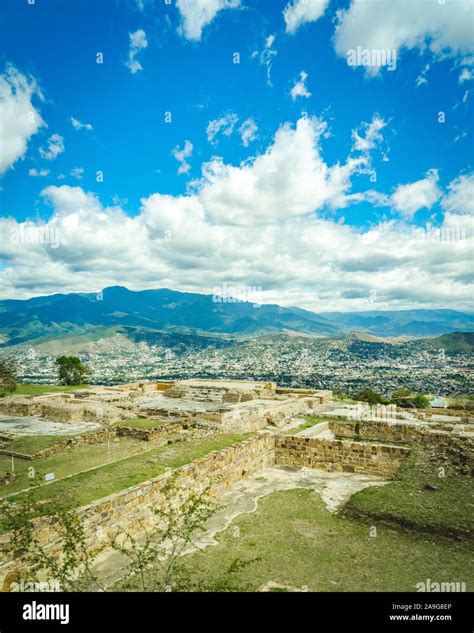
{"left": 12, "top": 384, "right": 89, "bottom": 396}
{"left": 343, "top": 445, "right": 474, "bottom": 538}
{"left": 0, "top": 434, "right": 147, "bottom": 495}
{"left": 179, "top": 489, "right": 474, "bottom": 592}
{"left": 2, "top": 435, "right": 70, "bottom": 456}
{"left": 112, "top": 417, "right": 170, "bottom": 430}
{"left": 333, "top": 396, "right": 358, "bottom": 404}
{"left": 290, "top": 416, "right": 347, "bottom": 435}
{"left": 2, "top": 433, "right": 251, "bottom": 515}
{"left": 289, "top": 417, "right": 324, "bottom": 434}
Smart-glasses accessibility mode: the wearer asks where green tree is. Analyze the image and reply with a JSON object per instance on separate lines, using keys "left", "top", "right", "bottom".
{"left": 390, "top": 387, "right": 414, "bottom": 407}
{"left": 55, "top": 356, "right": 91, "bottom": 386}
{"left": 412, "top": 393, "right": 430, "bottom": 409}
{"left": 0, "top": 357, "right": 17, "bottom": 396}
{"left": 354, "top": 388, "right": 387, "bottom": 405}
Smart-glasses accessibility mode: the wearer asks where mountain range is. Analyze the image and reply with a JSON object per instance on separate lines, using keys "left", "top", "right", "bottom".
{"left": 0, "top": 286, "right": 472, "bottom": 350}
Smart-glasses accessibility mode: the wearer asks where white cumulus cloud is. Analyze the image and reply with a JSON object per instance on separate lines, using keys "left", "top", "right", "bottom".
{"left": 290, "top": 71, "right": 311, "bottom": 100}
{"left": 350, "top": 114, "right": 389, "bottom": 177}
{"left": 70, "top": 116, "right": 93, "bottom": 131}
{"left": 239, "top": 118, "right": 258, "bottom": 147}
{"left": 459, "top": 67, "right": 473, "bottom": 83}
{"left": 335, "top": 0, "right": 474, "bottom": 76}
{"left": 39, "top": 133, "right": 64, "bottom": 161}
{"left": 70, "top": 167, "right": 85, "bottom": 180}
{"left": 197, "top": 115, "right": 372, "bottom": 226}
{"left": 28, "top": 168, "right": 50, "bottom": 177}
{"left": 176, "top": 0, "right": 240, "bottom": 41}
{"left": 206, "top": 113, "right": 239, "bottom": 144}
{"left": 441, "top": 172, "right": 474, "bottom": 216}
{"left": 0, "top": 64, "right": 45, "bottom": 175}
{"left": 0, "top": 176, "right": 472, "bottom": 311}
{"left": 172, "top": 140, "right": 193, "bottom": 175}
{"left": 125, "top": 29, "right": 148, "bottom": 74}
{"left": 283, "top": 0, "right": 329, "bottom": 35}
{"left": 391, "top": 169, "right": 441, "bottom": 219}
{"left": 352, "top": 115, "right": 386, "bottom": 153}
{"left": 0, "top": 123, "right": 472, "bottom": 311}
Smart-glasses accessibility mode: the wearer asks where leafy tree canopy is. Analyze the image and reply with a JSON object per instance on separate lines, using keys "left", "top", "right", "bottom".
{"left": 55, "top": 356, "right": 91, "bottom": 386}
{"left": 0, "top": 357, "right": 17, "bottom": 396}
{"left": 391, "top": 388, "right": 430, "bottom": 409}
{"left": 354, "top": 388, "right": 387, "bottom": 405}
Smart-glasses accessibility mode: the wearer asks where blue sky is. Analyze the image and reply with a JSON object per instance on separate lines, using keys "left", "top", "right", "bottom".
{"left": 0, "top": 0, "right": 473, "bottom": 311}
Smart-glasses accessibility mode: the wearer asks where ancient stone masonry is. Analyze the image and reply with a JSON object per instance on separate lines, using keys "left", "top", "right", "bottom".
{"left": 276, "top": 387, "right": 332, "bottom": 404}
{"left": 329, "top": 420, "right": 474, "bottom": 450}
{"left": 138, "top": 379, "right": 330, "bottom": 433}
{"left": 0, "top": 399, "right": 424, "bottom": 586}
{"left": 0, "top": 379, "right": 331, "bottom": 431}
{"left": 0, "top": 430, "right": 410, "bottom": 577}
{"left": 196, "top": 397, "right": 320, "bottom": 433}
{"left": 0, "top": 428, "right": 115, "bottom": 461}
{"left": 0, "top": 432, "right": 276, "bottom": 582}
{"left": 1, "top": 378, "right": 471, "bottom": 588}
{"left": 115, "top": 419, "right": 188, "bottom": 441}
{"left": 0, "top": 396, "right": 134, "bottom": 425}
{"left": 275, "top": 435, "right": 410, "bottom": 478}
{"left": 165, "top": 379, "right": 277, "bottom": 402}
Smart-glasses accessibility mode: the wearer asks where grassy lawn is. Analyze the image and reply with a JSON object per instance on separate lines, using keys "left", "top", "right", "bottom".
{"left": 112, "top": 417, "right": 170, "bottom": 430}
{"left": 0, "top": 433, "right": 146, "bottom": 495}
{"left": 343, "top": 445, "right": 474, "bottom": 538}
{"left": 180, "top": 489, "right": 474, "bottom": 592}
{"left": 2, "top": 435, "right": 70, "bottom": 456}
{"left": 11, "top": 384, "right": 89, "bottom": 396}
{"left": 1, "top": 432, "right": 250, "bottom": 516}
{"left": 290, "top": 416, "right": 347, "bottom": 434}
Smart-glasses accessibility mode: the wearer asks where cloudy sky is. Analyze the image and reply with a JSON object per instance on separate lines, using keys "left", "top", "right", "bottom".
{"left": 0, "top": 0, "right": 473, "bottom": 312}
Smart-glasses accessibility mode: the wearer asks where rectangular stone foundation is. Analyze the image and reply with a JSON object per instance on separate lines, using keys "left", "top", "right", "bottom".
{"left": 329, "top": 420, "right": 473, "bottom": 449}
{"left": 275, "top": 435, "right": 410, "bottom": 478}
{"left": 0, "top": 431, "right": 410, "bottom": 586}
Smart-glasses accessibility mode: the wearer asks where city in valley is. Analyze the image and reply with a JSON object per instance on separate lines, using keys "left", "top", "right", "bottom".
{"left": 15, "top": 332, "right": 473, "bottom": 398}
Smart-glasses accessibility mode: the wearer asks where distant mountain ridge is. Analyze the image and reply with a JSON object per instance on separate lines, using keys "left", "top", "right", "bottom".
{"left": 320, "top": 309, "right": 474, "bottom": 337}
{"left": 0, "top": 286, "right": 472, "bottom": 349}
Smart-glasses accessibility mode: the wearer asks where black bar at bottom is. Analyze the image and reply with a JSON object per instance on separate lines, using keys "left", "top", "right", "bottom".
{"left": 0, "top": 591, "right": 471, "bottom": 633}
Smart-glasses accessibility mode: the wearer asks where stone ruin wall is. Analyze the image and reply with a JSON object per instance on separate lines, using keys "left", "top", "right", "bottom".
{"left": 0, "top": 428, "right": 114, "bottom": 461}
{"left": 0, "top": 396, "right": 134, "bottom": 425}
{"left": 329, "top": 420, "right": 474, "bottom": 450}
{"left": 0, "top": 432, "right": 276, "bottom": 585}
{"left": 114, "top": 419, "right": 188, "bottom": 441}
{"left": 150, "top": 395, "right": 323, "bottom": 434}
{"left": 218, "top": 396, "right": 319, "bottom": 433}
{"left": 274, "top": 435, "right": 410, "bottom": 478}
{"left": 0, "top": 382, "right": 331, "bottom": 431}
{"left": 164, "top": 380, "right": 277, "bottom": 403}
{"left": 0, "top": 428, "right": 413, "bottom": 582}
{"left": 0, "top": 419, "right": 191, "bottom": 461}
